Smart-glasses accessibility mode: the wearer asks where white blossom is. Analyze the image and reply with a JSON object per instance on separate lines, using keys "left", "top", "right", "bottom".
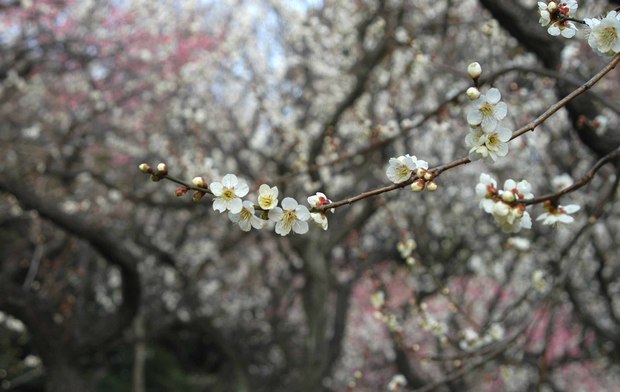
{"left": 386, "top": 154, "right": 427, "bottom": 184}
{"left": 585, "top": 11, "right": 620, "bottom": 55}
{"left": 467, "top": 88, "right": 508, "bottom": 132}
{"left": 538, "top": 1, "right": 578, "bottom": 38}
{"left": 258, "top": 184, "right": 279, "bottom": 210}
{"left": 465, "top": 125, "right": 511, "bottom": 162}
{"left": 307, "top": 192, "right": 333, "bottom": 230}
{"left": 476, "top": 174, "right": 533, "bottom": 233}
{"left": 268, "top": 197, "right": 310, "bottom": 236}
{"left": 388, "top": 374, "right": 407, "bottom": 391}
{"left": 210, "top": 174, "right": 249, "bottom": 214}
{"left": 537, "top": 203, "right": 580, "bottom": 226}
{"left": 228, "top": 200, "right": 263, "bottom": 231}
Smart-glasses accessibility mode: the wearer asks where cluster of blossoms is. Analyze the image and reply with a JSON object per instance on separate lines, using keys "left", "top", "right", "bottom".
{"left": 538, "top": 1, "right": 620, "bottom": 56}
{"left": 458, "top": 323, "right": 505, "bottom": 352}
{"left": 538, "top": 1, "right": 579, "bottom": 38}
{"left": 464, "top": 64, "right": 511, "bottom": 163}
{"left": 139, "top": 164, "right": 333, "bottom": 236}
{"left": 476, "top": 173, "right": 580, "bottom": 232}
{"left": 476, "top": 173, "right": 533, "bottom": 233}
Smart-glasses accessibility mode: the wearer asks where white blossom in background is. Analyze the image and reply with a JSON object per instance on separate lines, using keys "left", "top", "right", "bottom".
{"left": 551, "top": 173, "right": 573, "bottom": 191}
{"left": 258, "top": 184, "right": 279, "bottom": 210}
{"left": 307, "top": 192, "right": 333, "bottom": 230}
{"left": 538, "top": 1, "right": 578, "bottom": 38}
{"left": 585, "top": 11, "right": 620, "bottom": 55}
{"left": 210, "top": 174, "right": 249, "bottom": 214}
{"left": 228, "top": 201, "right": 263, "bottom": 231}
{"left": 386, "top": 154, "right": 428, "bottom": 184}
{"left": 467, "top": 88, "right": 508, "bottom": 133}
{"left": 532, "top": 270, "right": 550, "bottom": 294}
{"left": 268, "top": 197, "right": 310, "bottom": 236}
{"left": 387, "top": 374, "right": 407, "bottom": 391}
{"left": 465, "top": 125, "right": 511, "bottom": 162}
{"left": 459, "top": 328, "right": 482, "bottom": 351}
{"left": 537, "top": 203, "right": 580, "bottom": 226}
{"left": 507, "top": 237, "right": 531, "bottom": 251}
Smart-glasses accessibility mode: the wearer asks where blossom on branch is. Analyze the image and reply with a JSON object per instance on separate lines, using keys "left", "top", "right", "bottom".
{"left": 538, "top": 1, "right": 578, "bottom": 38}
{"left": 307, "top": 192, "right": 333, "bottom": 230}
{"left": 258, "top": 184, "right": 279, "bottom": 210}
{"left": 268, "top": 197, "right": 310, "bottom": 236}
{"left": 465, "top": 125, "right": 511, "bottom": 162}
{"left": 210, "top": 174, "right": 249, "bottom": 214}
{"left": 386, "top": 154, "right": 428, "bottom": 184}
{"left": 466, "top": 88, "right": 508, "bottom": 133}
{"left": 585, "top": 11, "right": 620, "bottom": 55}
{"left": 228, "top": 200, "right": 263, "bottom": 231}
{"left": 476, "top": 174, "right": 533, "bottom": 233}
{"left": 537, "top": 201, "right": 580, "bottom": 226}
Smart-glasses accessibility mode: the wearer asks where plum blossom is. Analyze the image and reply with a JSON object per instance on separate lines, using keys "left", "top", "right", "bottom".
{"left": 210, "top": 174, "right": 249, "bottom": 214}
{"left": 307, "top": 192, "right": 333, "bottom": 230}
{"left": 268, "top": 197, "right": 310, "bottom": 236}
{"left": 467, "top": 88, "right": 508, "bottom": 133}
{"left": 386, "top": 154, "right": 428, "bottom": 184}
{"left": 585, "top": 11, "right": 620, "bottom": 55}
{"left": 387, "top": 374, "right": 407, "bottom": 391}
{"left": 538, "top": 1, "right": 578, "bottom": 38}
{"left": 476, "top": 174, "right": 533, "bottom": 233}
{"left": 465, "top": 125, "right": 511, "bottom": 162}
{"left": 537, "top": 202, "right": 580, "bottom": 226}
{"left": 258, "top": 184, "right": 279, "bottom": 210}
{"left": 228, "top": 201, "right": 263, "bottom": 231}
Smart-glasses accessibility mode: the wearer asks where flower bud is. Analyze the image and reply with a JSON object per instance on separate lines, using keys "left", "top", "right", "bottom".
{"left": 426, "top": 181, "right": 438, "bottom": 192}
{"left": 547, "top": 1, "right": 557, "bottom": 11}
{"left": 501, "top": 191, "right": 515, "bottom": 203}
{"left": 466, "top": 87, "right": 480, "bottom": 100}
{"left": 410, "top": 179, "right": 425, "bottom": 192}
{"left": 423, "top": 172, "right": 433, "bottom": 181}
{"left": 192, "top": 191, "right": 205, "bottom": 202}
{"left": 156, "top": 163, "right": 168, "bottom": 175}
{"left": 467, "top": 62, "right": 482, "bottom": 80}
{"left": 192, "top": 176, "right": 206, "bottom": 188}
{"left": 150, "top": 174, "right": 161, "bottom": 182}
{"left": 416, "top": 168, "right": 427, "bottom": 178}
{"left": 138, "top": 163, "right": 152, "bottom": 174}
{"left": 175, "top": 186, "right": 189, "bottom": 197}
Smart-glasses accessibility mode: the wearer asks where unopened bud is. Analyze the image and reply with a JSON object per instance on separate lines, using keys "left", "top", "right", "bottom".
{"left": 150, "top": 174, "right": 161, "bottom": 182}
{"left": 416, "top": 168, "right": 427, "bottom": 178}
{"left": 467, "top": 62, "right": 482, "bottom": 80}
{"left": 426, "top": 181, "right": 438, "bottom": 192}
{"left": 156, "top": 163, "right": 168, "bottom": 175}
{"left": 192, "top": 176, "right": 206, "bottom": 188}
{"left": 138, "top": 163, "right": 152, "bottom": 174}
{"left": 175, "top": 186, "right": 189, "bottom": 197}
{"left": 192, "top": 191, "right": 205, "bottom": 202}
{"left": 423, "top": 172, "right": 433, "bottom": 181}
{"left": 548, "top": 1, "right": 557, "bottom": 11}
{"left": 410, "top": 179, "right": 425, "bottom": 192}
{"left": 501, "top": 191, "right": 515, "bottom": 203}
{"left": 466, "top": 87, "right": 480, "bottom": 100}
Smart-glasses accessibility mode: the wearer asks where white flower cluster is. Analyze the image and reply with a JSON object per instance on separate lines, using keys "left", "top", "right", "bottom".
{"left": 476, "top": 173, "right": 533, "bottom": 233}
{"left": 205, "top": 173, "right": 333, "bottom": 235}
{"left": 387, "top": 374, "right": 407, "bottom": 391}
{"left": 465, "top": 86, "right": 511, "bottom": 163}
{"left": 538, "top": 1, "right": 578, "bottom": 38}
{"left": 538, "top": 1, "right": 620, "bottom": 56}
{"left": 476, "top": 173, "right": 580, "bottom": 232}
{"left": 459, "top": 323, "right": 505, "bottom": 352}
